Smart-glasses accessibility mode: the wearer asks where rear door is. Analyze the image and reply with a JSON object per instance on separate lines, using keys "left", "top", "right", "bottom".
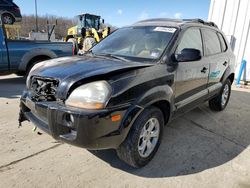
{"left": 202, "top": 29, "right": 229, "bottom": 96}
{"left": 174, "top": 27, "right": 209, "bottom": 109}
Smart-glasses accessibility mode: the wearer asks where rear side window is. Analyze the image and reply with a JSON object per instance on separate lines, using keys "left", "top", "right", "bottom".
{"left": 203, "top": 29, "right": 221, "bottom": 55}
{"left": 176, "top": 28, "right": 203, "bottom": 55}
{"left": 218, "top": 33, "right": 227, "bottom": 52}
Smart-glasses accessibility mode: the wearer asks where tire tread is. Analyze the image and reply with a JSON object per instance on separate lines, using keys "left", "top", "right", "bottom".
{"left": 116, "top": 106, "right": 164, "bottom": 168}
{"left": 209, "top": 79, "right": 231, "bottom": 111}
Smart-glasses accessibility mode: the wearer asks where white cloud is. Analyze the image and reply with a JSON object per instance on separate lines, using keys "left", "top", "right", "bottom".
{"left": 138, "top": 11, "right": 149, "bottom": 20}
{"left": 174, "top": 12, "right": 182, "bottom": 19}
{"left": 159, "top": 12, "right": 168, "bottom": 17}
{"left": 117, "top": 9, "right": 123, "bottom": 15}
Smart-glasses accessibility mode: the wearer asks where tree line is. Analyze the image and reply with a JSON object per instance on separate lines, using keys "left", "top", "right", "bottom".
{"left": 17, "top": 15, "right": 117, "bottom": 40}
{"left": 18, "top": 14, "right": 77, "bottom": 39}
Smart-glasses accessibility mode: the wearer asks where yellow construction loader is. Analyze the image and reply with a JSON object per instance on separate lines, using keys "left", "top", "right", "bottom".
{"left": 66, "top": 13, "right": 110, "bottom": 53}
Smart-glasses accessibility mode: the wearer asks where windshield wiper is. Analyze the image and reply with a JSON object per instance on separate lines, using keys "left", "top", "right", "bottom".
{"left": 97, "top": 53, "right": 130, "bottom": 62}
{"left": 84, "top": 51, "right": 130, "bottom": 62}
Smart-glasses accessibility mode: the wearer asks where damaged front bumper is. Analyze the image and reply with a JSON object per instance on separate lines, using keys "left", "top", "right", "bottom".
{"left": 19, "top": 91, "right": 142, "bottom": 150}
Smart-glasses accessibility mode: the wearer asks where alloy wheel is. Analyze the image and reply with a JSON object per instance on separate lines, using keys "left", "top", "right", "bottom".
{"left": 138, "top": 117, "right": 160, "bottom": 158}
{"left": 221, "top": 84, "right": 229, "bottom": 106}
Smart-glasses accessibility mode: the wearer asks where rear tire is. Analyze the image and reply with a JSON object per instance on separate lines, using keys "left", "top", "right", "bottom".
{"left": 3, "top": 14, "right": 14, "bottom": 25}
{"left": 116, "top": 106, "right": 164, "bottom": 168}
{"left": 209, "top": 79, "right": 231, "bottom": 111}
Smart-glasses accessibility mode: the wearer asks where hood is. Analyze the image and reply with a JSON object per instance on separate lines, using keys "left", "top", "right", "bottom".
{"left": 29, "top": 56, "right": 153, "bottom": 99}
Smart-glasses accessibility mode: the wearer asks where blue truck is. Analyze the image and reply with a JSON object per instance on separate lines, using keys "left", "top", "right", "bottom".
{"left": 0, "top": 17, "right": 73, "bottom": 75}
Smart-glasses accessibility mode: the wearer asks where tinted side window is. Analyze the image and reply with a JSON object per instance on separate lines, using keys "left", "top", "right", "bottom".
{"left": 176, "top": 28, "right": 203, "bottom": 55}
{"left": 203, "top": 29, "right": 221, "bottom": 55}
{"left": 218, "top": 33, "right": 227, "bottom": 52}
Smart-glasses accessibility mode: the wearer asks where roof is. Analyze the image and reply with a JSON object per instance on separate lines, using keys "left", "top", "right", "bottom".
{"left": 76, "top": 13, "right": 101, "bottom": 18}
{"left": 132, "top": 18, "right": 218, "bottom": 29}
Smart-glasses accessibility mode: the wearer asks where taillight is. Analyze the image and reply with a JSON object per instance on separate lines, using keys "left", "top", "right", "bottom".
{"left": 72, "top": 45, "right": 75, "bottom": 56}
{"left": 14, "top": 7, "right": 20, "bottom": 12}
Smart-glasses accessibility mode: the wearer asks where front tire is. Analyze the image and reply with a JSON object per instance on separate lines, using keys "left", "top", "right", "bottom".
{"left": 116, "top": 106, "right": 164, "bottom": 168}
{"left": 209, "top": 79, "right": 231, "bottom": 111}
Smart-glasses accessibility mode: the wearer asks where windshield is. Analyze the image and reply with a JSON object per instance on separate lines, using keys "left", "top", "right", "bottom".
{"left": 84, "top": 15, "right": 100, "bottom": 29}
{"left": 91, "top": 26, "right": 176, "bottom": 62}
{"left": 78, "top": 15, "right": 100, "bottom": 29}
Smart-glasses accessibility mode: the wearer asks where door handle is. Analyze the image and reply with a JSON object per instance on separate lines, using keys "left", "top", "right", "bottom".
{"left": 223, "top": 61, "right": 228, "bottom": 66}
{"left": 201, "top": 67, "right": 208, "bottom": 73}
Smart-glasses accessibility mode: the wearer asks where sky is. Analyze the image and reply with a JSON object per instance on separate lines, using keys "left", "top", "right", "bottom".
{"left": 14, "top": 0, "right": 211, "bottom": 27}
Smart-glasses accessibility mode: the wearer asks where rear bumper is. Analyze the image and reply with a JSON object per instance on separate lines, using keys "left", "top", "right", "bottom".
{"left": 20, "top": 91, "right": 142, "bottom": 150}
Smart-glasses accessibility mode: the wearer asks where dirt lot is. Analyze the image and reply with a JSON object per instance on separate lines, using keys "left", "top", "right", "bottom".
{"left": 0, "top": 74, "right": 250, "bottom": 188}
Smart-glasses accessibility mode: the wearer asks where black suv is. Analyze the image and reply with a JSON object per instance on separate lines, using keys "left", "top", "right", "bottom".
{"left": 19, "top": 19, "right": 235, "bottom": 168}
{"left": 0, "top": 0, "right": 22, "bottom": 24}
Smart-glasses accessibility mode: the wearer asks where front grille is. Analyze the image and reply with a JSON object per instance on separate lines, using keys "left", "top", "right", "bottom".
{"left": 29, "top": 76, "right": 59, "bottom": 102}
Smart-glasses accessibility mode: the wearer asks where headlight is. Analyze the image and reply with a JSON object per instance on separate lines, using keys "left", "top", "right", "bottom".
{"left": 26, "top": 63, "right": 42, "bottom": 88}
{"left": 26, "top": 61, "right": 48, "bottom": 88}
{"left": 65, "top": 81, "right": 112, "bottom": 109}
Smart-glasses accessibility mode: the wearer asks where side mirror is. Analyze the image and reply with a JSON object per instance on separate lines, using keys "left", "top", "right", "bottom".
{"left": 175, "top": 48, "right": 201, "bottom": 62}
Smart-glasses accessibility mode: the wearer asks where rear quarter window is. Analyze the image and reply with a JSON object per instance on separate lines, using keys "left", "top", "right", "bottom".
{"left": 203, "top": 29, "right": 221, "bottom": 56}
{"left": 218, "top": 33, "right": 228, "bottom": 52}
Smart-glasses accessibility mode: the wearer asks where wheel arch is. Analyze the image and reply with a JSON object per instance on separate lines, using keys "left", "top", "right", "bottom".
{"left": 117, "top": 85, "right": 174, "bottom": 151}
{"left": 124, "top": 85, "right": 174, "bottom": 129}
{"left": 151, "top": 100, "right": 171, "bottom": 125}
{"left": 18, "top": 49, "right": 57, "bottom": 72}
{"left": 227, "top": 73, "right": 235, "bottom": 85}
{"left": 220, "top": 66, "right": 235, "bottom": 85}
{"left": 26, "top": 55, "right": 51, "bottom": 68}
{"left": 1, "top": 12, "right": 15, "bottom": 22}
{"left": 136, "top": 85, "right": 174, "bottom": 125}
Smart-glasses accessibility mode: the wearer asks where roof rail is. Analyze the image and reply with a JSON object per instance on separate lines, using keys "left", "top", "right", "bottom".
{"left": 136, "top": 18, "right": 183, "bottom": 23}
{"left": 183, "top": 19, "right": 218, "bottom": 28}
{"left": 135, "top": 18, "right": 218, "bottom": 28}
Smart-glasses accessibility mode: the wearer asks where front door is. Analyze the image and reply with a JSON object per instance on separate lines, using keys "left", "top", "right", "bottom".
{"left": 174, "top": 27, "right": 209, "bottom": 110}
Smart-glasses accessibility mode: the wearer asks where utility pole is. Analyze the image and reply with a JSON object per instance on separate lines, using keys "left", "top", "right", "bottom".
{"left": 35, "top": 0, "right": 38, "bottom": 32}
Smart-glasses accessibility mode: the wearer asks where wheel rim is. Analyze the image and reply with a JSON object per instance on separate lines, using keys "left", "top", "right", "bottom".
{"left": 3, "top": 15, "right": 12, "bottom": 24}
{"left": 221, "top": 84, "right": 229, "bottom": 106}
{"left": 138, "top": 117, "right": 160, "bottom": 158}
